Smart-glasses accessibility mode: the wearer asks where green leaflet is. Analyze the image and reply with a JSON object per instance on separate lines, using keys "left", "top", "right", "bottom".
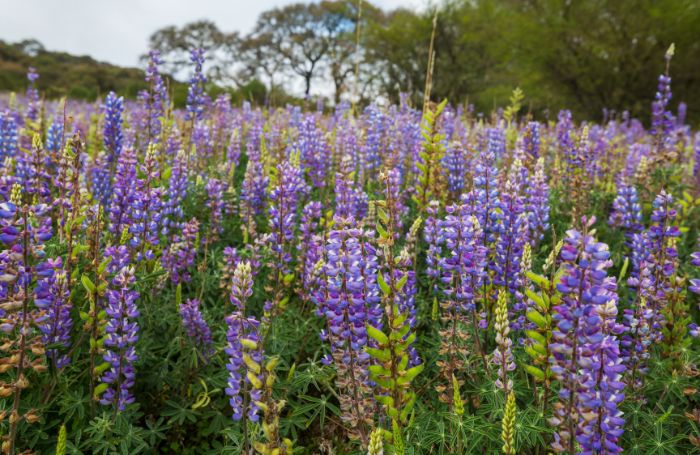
{"left": 367, "top": 347, "right": 391, "bottom": 362}
{"left": 367, "top": 324, "right": 390, "bottom": 346}
{"left": 377, "top": 272, "right": 391, "bottom": 296}
{"left": 525, "top": 330, "right": 545, "bottom": 344}
{"left": 398, "top": 364, "right": 424, "bottom": 385}
{"left": 525, "top": 288, "right": 546, "bottom": 310}
{"left": 526, "top": 310, "right": 547, "bottom": 329}
{"left": 81, "top": 275, "right": 96, "bottom": 294}
{"left": 524, "top": 365, "right": 546, "bottom": 380}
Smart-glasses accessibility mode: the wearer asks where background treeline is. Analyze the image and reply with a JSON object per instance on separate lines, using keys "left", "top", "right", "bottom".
{"left": 0, "top": 40, "right": 268, "bottom": 107}
{"left": 2, "top": 0, "right": 700, "bottom": 123}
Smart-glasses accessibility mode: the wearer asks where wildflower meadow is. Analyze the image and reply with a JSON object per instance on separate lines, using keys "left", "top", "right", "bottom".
{"left": 0, "top": 35, "right": 698, "bottom": 455}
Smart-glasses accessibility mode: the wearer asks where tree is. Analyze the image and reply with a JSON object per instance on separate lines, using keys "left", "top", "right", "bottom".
{"left": 251, "top": 3, "right": 331, "bottom": 97}
{"left": 322, "top": 0, "right": 383, "bottom": 104}
{"left": 238, "top": 32, "right": 287, "bottom": 100}
{"left": 145, "top": 20, "right": 240, "bottom": 85}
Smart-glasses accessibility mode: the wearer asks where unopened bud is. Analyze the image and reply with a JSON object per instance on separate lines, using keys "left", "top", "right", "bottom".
{"left": 15, "top": 375, "right": 29, "bottom": 389}
{"left": 24, "top": 411, "right": 40, "bottom": 424}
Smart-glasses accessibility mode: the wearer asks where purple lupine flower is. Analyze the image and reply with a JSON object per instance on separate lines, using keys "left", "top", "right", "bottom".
{"left": 439, "top": 196, "right": 488, "bottom": 364}
{"left": 295, "top": 115, "right": 330, "bottom": 188}
{"left": 162, "top": 150, "right": 189, "bottom": 237}
{"left": 494, "top": 173, "right": 529, "bottom": 329}
{"left": 142, "top": 50, "right": 168, "bottom": 143}
{"left": 105, "top": 245, "right": 132, "bottom": 276}
{"left": 186, "top": 48, "right": 207, "bottom": 122}
{"left": 230, "top": 261, "right": 254, "bottom": 312}
{"left": 101, "top": 266, "right": 140, "bottom": 412}
{"left": 651, "top": 48, "right": 675, "bottom": 142}
{"left": 690, "top": 238, "right": 699, "bottom": 295}
{"left": 220, "top": 246, "right": 241, "bottom": 295}
{"left": 108, "top": 147, "right": 137, "bottom": 235}
{"left": 523, "top": 121, "right": 541, "bottom": 161}
{"left": 36, "top": 258, "right": 72, "bottom": 368}
{"left": 383, "top": 168, "right": 405, "bottom": 235}
{"left": 17, "top": 133, "right": 52, "bottom": 202}
{"left": 180, "top": 298, "right": 213, "bottom": 358}
{"left": 473, "top": 136, "right": 500, "bottom": 245}
{"left": 335, "top": 156, "right": 367, "bottom": 220}
{"left": 486, "top": 127, "right": 506, "bottom": 160}
{"left": 557, "top": 110, "right": 575, "bottom": 160}
{"left": 45, "top": 120, "right": 64, "bottom": 169}
{"left": 298, "top": 201, "right": 323, "bottom": 301}
{"left": 359, "top": 228, "right": 383, "bottom": 337}
{"left": 0, "top": 110, "right": 19, "bottom": 161}
{"left": 621, "top": 287, "right": 654, "bottom": 388}
{"left": 225, "top": 261, "right": 262, "bottom": 421}
{"left": 644, "top": 190, "right": 680, "bottom": 333}
{"left": 608, "top": 179, "right": 643, "bottom": 237}
{"left": 622, "top": 231, "right": 654, "bottom": 384}
{"left": 324, "top": 216, "right": 372, "bottom": 354}
{"left": 240, "top": 158, "right": 268, "bottom": 233}
{"left": 425, "top": 200, "right": 443, "bottom": 290}
{"left": 267, "top": 161, "right": 309, "bottom": 273}
{"left": 302, "top": 234, "right": 325, "bottom": 305}
{"left": 192, "top": 122, "right": 214, "bottom": 161}
{"left": 226, "top": 128, "right": 242, "bottom": 172}
{"left": 577, "top": 294, "right": 625, "bottom": 454}
{"left": 569, "top": 125, "right": 591, "bottom": 179}
{"left": 444, "top": 141, "right": 467, "bottom": 197}
{"left": 129, "top": 147, "right": 163, "bottom": 261}
{"left": 225, "top": 312, "right": 261, "bottom": 421}
{"left": 164, "top": 125, "right": 182, "bottom": 157}
{"left": 526, "top": 157, "right": 550, "bottom": 247}
{"left": 103, "top": 91, "right": 124, "bottom": 166}
{"left": 549, "top": 218, "right": 623, "bottom": 453}
{"left": 335, "top": 115, "right": 360, "bottom": 166}
{"left": 205, "top": 178, "right": 225, "bottom": 242}
{"left": 26, "top": 67, "right": 40, "bottom": 121}
{"left": 90, "top": 156, "right": 112, "bottom": 206}
{"left": 211, "top": 94, "right": 233, "bottom": 156}
{"left": 361, "top": 104, "right": 385, "bottom": 179}
{"left": 162, "top": 218, "right": 199, "bottom": 284}
{"left": 322, "top": 215, "right": 375, "bottom": 429}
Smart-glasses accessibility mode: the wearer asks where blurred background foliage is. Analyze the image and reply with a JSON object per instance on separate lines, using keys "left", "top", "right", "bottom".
{"left": 1, "top": 0, "right": 699, "bottom": 123}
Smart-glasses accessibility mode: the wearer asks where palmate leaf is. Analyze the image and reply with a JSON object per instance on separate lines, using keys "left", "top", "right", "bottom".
{"left": 296, "top": 395, "right": 340, "bottom": 430}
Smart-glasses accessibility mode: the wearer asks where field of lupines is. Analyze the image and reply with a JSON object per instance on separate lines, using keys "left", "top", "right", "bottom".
{"left": 0, "top": 44, "right": 698, "bottom": 454}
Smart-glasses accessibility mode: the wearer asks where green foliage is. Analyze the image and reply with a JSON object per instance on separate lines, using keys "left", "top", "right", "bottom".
{"left": 364, "top": 0, "right": 700, "bottom": 124}
{"left": 413, "top": 99, "right": 447, "bottom": 213}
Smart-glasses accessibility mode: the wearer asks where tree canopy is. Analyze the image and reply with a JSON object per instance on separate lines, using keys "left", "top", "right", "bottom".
{"left": 2, "top": 0, "right": 699, "bottom": 123}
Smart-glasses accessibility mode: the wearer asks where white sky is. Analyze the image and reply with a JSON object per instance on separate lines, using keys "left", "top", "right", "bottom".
{"left": 1, "top": 0, "right": 423, "bottom": 68}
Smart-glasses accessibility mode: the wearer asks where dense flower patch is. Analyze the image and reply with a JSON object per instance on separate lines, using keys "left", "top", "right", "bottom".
{"left": 0, "top": 47, "right": 698, "bottom": 454}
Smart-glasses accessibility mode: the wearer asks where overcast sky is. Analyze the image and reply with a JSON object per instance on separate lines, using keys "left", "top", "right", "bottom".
{"left": 1, "top": 0, "right": 422, "bottom": 68}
